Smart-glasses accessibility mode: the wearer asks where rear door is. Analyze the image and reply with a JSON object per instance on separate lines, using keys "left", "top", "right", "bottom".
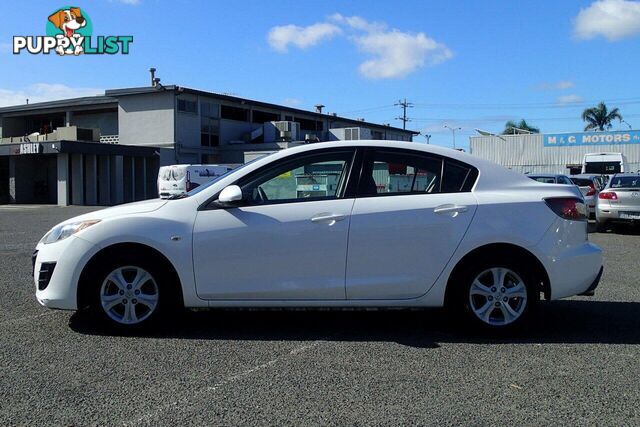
{"left": 345, "top": 148, "right": 478, "bottom": 300}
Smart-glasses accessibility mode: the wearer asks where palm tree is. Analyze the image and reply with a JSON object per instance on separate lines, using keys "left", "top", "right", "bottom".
{"left": 502, "top": 119, "right": 540, "bottom": 135}
{"left": 581, "top": 102, "right": 622, "bottom": 131}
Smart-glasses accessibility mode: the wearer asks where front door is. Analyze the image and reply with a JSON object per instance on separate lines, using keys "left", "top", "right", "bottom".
{"left": 193, "top": 149, "right": 357, "bottom": 300}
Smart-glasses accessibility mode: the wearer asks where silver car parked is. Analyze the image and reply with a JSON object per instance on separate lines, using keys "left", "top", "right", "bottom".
{"left": 596, "top": 173, "right": 640, "bottom": 232}
{"left": 570, "top": 174, "right": 606, "bottom": 219}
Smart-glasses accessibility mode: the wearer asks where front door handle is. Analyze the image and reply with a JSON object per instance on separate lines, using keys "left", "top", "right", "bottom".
{"left": 311, "top": 213, "right": 347, "bottom": 225}
{"left": 434, "top": 204, "right": 468, "bottom": 216}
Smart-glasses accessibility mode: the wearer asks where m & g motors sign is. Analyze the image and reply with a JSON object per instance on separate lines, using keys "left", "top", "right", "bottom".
{"left": 544, "top": 130, "right": 640, "bottom": 147}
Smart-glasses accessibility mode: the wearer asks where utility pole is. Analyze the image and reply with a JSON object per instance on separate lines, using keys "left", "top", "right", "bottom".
{"left": 395, "top": 98, "right": 413, "bottom": 130}
{"left": 444, "top": 124, "right": 461, "bottom": 149}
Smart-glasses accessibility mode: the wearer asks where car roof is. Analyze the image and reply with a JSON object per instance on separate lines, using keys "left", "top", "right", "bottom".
{"left": 570, "top": 174, "right": 600, "bottom": 179}
{"left": 527, "top": 174, "right": 562, "bottom": 178}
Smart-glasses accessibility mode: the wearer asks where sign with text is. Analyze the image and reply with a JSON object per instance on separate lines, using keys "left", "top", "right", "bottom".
{"left": 544, "top": 130, "right": 640, "bottom": 147}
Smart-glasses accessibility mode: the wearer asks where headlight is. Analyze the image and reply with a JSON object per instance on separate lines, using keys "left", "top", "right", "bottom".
{"left": 40, "top": 220, "right": 101, "bottom": 244}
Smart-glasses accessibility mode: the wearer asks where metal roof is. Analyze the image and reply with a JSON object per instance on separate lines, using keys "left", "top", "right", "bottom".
{"left": 105, "top": 85, "right": 418, "bottom": 135}
{"left": 0, "top": 96, "right": 117, "bottom": 115}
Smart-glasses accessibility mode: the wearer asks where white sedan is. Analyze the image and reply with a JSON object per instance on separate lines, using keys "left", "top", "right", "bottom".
{"left": 34, "top": 141, "right": 603, "bottom": 332}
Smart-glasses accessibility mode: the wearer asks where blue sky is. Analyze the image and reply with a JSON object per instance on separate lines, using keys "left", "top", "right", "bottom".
{"left": 2, "top": 0, "right": 640, "bottom": 149}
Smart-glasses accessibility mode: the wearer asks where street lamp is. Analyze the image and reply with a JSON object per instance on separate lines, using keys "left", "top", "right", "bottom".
{"left": 444, "top": 124, "right": 461, "bottom": 149}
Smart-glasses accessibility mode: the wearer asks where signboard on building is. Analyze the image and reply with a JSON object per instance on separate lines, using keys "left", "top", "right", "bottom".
{"left": 544, "top": 130, "right": 640, "bottom": 147}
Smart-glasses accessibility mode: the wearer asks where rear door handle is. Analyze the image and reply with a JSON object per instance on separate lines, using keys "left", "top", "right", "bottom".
{"left": 311, "top": 213, "right": 347, "bottom": 224}
{"left": 434, "top": 204, "right": 468, "bottom": 216}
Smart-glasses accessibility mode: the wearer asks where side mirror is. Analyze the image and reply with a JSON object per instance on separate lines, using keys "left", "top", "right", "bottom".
{"left": 218, "top": 185, "right": 243, "bottom": 205}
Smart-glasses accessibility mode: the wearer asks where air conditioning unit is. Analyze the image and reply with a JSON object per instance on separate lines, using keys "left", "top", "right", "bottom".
{"left": 273, "top": 121, "right": 300, "bottom": 141}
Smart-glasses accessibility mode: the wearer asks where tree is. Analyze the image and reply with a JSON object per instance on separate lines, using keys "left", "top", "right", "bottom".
{"left": 581, "top": 102, "right": 623, "bottom": 131}
{"left": 502, "top": 119, "right": 540, "bottom": 135}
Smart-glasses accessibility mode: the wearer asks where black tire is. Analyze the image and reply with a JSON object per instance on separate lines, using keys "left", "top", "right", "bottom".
{"left": 596, "top": 220, "right": 608, "bottom": 233}
{"left": 87, "top": 252, "right": 178, "bottom": 330}
{"left": 451, "top": 258, "right": 539, "bottom": 333}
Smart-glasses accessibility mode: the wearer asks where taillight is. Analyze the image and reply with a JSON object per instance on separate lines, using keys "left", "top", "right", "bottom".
{"left": 545, "top": 197, "right": 587, "bottom": 221}
{"left": 598, "top": 191, "right": 617, "bottom": 200}
{"left": 586, "top": 185, "right": 596, "bottom": 197}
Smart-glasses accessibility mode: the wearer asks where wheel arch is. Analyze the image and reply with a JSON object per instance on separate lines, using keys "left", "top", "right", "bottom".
{"left": 77, "top": 242, "right": 184, "bottom": 310}
{"left": 444, "top": 242, "right": 551, "bottom": 306}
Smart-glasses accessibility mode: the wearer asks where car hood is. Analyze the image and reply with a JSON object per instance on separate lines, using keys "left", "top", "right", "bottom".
{"left": 60, "top": 199, "right": 168, "bottom": 224}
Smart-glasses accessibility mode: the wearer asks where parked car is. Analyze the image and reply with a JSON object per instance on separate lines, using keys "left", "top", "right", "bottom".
{"left": 527, "top": 174, "right": 574, "bottom": 185}
{"left": 570, "top": 174, "right": 606, "bottom": 219}
{"left": 33, "top": 141, "right": 603, "bottom": 332}
{"left": 596, "top": 173, "right": 640, "bottom": 232}
{"left": 157, "top": 164, "right": 236, "bottom": 198}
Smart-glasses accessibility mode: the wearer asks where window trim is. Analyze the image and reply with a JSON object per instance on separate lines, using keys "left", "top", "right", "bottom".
{"left": 201, "top": 147, "right": 361, "bottom": 210}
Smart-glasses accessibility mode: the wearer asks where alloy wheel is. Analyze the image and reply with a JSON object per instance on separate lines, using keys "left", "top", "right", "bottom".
{"left": 99, "top": 266, "right": 159, "bottom": 325}
{"left": 468, "top": 267, "right": 527, "bottom": 326}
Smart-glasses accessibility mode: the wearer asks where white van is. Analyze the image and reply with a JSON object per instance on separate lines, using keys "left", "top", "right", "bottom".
{"left": 158, "top": 164, "right": 235, "bottom": 198}
{"left": 582, "top": 152, "right": 627, "bottom": 176}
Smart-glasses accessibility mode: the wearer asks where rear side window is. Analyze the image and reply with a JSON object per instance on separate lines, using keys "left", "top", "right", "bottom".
{"left": 359, "top": 150, "right": 442, "bottom": 196}
{"left": 357, "top": 149, "right": 478, "bottom": 196}
{"left": 442, "top": 161, "right": 476, "bottom": 193}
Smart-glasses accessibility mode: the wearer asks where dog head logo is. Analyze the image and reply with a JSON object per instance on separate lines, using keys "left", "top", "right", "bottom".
{"left": 48, "top": 8, "right": 86, "bottom": 38}
{"left": 45, "top": 6, "right": 92, "bottom": 55}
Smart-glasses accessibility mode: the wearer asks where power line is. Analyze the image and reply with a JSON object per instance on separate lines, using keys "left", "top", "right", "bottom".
{"left": 395, "top": 98, "right": 414, "bottom": 130}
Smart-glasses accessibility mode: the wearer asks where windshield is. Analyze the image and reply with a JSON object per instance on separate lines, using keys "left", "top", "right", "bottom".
{"left": 609, "top": 176, "right": 640, "bottom": 189}
{"left": 174, "top": 154, "right": 275, "bottom": 199}
{"left": 585, "top": 161, "right": 620, "bottom": 174}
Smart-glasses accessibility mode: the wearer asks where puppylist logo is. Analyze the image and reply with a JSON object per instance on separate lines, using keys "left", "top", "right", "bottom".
{"left": 13, "top": 6, "right": 133, "bottom": 56}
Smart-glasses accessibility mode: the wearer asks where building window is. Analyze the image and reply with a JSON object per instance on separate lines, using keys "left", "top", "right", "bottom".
{"left": 221, "top": 105, "right": 249, "bottom": 121}
{"left": 201, "top": 117, "right": 220, "bottom": 147}
{"left": 200, "top": 102, "right": 219, "bottom": 118}
{"left": 372, "top": 130, "right": 383, "bottom": 140}
{"left": 177, "top": 99, "right": 197, "bottom": 114}
{"left": 252, "top": 110, "right": 280, "bottom": 123}
{"left": 295, "top": 117, "right": 323, "bottom": 131}
{"left": 284, "top": 115, "right": 293, "bottom": 121}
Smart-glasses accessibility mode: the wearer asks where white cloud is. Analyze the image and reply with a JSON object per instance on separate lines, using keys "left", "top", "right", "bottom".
{"left": 537, "top": 80, "right": 575, "bottom": 90}
{"left": 0, "top": 84, "right": 103, "bottom": 107}
{"left": 574, "top": 0, "right": 640, "bottom": 41}
{"left": 268, "top": 14, "right": 452, "bottom": 79}
{"left": 354, "top": 29, "right": 453, "bottom": 79}
{"left": 556, "top": 94, "right": 584, "bottom": 105}
{"left": 282, "top": 97, "right": 302, "bottom": 107}
{"left": 268, "top": 23, "right": 342, "bottom": 52}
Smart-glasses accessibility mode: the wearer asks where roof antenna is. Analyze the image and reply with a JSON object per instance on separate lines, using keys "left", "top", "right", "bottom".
{"left": 149, "top": 67, "right": 157, "bottom": 87}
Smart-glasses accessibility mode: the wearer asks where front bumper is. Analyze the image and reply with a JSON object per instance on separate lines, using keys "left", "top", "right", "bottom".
{"left": 34, "top": 236, "right": 97, "bottom": 310}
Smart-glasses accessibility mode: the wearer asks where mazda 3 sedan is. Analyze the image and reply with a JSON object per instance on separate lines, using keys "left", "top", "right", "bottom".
{"left": 34, "top": 141, "right": 603, "bottom": 331}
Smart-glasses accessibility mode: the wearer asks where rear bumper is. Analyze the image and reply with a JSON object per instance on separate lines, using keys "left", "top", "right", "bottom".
{"left": 579, "top": 266, "right": 603, "bottom": 296}
{"left": 596, "top": 204, "right": 640, "bottom": 222}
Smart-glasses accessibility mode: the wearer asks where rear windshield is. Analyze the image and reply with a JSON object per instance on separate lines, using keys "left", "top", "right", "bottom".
{"left": 585, "top": 161, "right": 621, "bottom": 174}
{"left": 570, "top": 178, "right": 593, "bottom": 187}
{"left": 609, "top": 176, "right": 640, "bottom": 188}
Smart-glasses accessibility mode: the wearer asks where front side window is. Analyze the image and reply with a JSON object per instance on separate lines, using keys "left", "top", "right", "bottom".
{"left": 239, "top": 151, "right": 354, "bottom": 205}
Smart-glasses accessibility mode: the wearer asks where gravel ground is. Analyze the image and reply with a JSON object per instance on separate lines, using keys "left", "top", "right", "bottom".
{"left": 0, "top": 205, "right": 639, "bottom": 426}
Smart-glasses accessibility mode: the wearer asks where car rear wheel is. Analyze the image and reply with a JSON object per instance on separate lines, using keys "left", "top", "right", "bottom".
{"left": 454, "top": 261, "right": 538, "bottom": 332}
{"left": 596, "top": 219, "right": 608, "bottom": 233}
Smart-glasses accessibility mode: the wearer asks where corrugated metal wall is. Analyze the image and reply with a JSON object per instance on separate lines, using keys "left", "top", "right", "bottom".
{"left": 469, "top": 134, "right": 640, "bottom": 174}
